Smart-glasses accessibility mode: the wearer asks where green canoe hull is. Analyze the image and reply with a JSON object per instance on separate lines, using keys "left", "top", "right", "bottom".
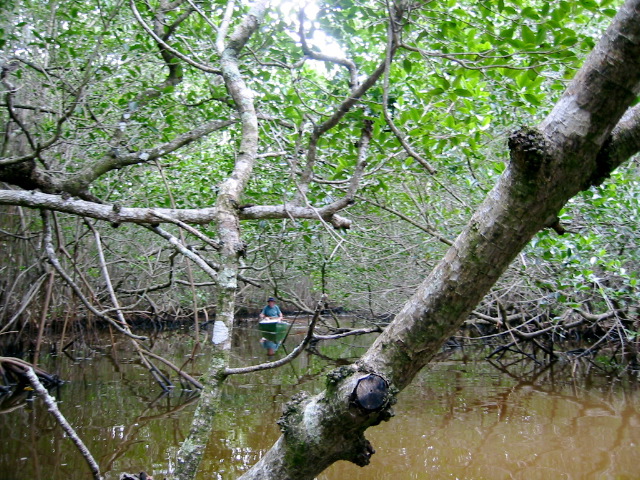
{"left": 258, "top": 320, "right": 289, "bottom": 343}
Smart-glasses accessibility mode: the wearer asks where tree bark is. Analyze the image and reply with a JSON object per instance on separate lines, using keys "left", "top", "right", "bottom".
{"left": 240, "top": 1, "right": 640, "bottom": 478}
{"left": 171, "top": 1, "right": 269, "bottom": 478}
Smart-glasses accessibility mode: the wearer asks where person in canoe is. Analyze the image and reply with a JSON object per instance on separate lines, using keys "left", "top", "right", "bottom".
{"left": 259, "top": 297, "right": 284, "bottom": 355}
{"left": 259, "top": 297, "right": 283, "bottom": 321}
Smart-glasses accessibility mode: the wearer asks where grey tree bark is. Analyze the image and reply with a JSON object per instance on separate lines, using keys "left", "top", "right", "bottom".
{"left": 171, "top": 1, "right": 269, "bottom": 478}
{"left": 239, "top": 1, "right": 640, "bottom": 478}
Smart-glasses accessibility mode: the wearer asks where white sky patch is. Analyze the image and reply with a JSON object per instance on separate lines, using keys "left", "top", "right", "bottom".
{"left": 275, "top": 0, "right": 320, "bottom": 22}
{"left": 272, "top": 0, "right": 348, "bottom": 65}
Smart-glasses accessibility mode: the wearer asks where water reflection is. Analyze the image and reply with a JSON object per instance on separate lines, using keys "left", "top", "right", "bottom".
{"left": 322, "top": 366, "right": 640, "bottom": 480}
{"left": 1, "top": 325, "right": 640, "bottom": 480}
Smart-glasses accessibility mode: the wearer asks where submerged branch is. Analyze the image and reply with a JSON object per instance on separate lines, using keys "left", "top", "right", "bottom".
{"left": 26, "top": 368, "right": 103, "bottom": 480}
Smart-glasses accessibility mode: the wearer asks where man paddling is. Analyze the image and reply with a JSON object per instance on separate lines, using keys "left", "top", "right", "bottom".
{"left": 259, "top": 297, "right": 283, "bottom": 321}
{"left": 259, "top": 297, "right": 284, "bottom": 355}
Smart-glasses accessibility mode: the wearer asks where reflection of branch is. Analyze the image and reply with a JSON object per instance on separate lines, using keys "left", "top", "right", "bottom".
{"left": 139, "top": 348, "right": 203, "bottom": 389}
{"left": 26, "top": 368, "right": 102, "bottom": 480}
{"left": 101, "top": 393, "right": 199, "bottom": 475}
{"left": 225, "top": 294, "right": 326, "bottom": 375}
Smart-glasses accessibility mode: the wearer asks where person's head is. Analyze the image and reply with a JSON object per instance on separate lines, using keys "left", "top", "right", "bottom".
{"left": 267, "top": 297, "right": 276, "bottom": 305}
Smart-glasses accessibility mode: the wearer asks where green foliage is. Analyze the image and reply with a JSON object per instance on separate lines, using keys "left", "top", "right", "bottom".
{"left": 523, "top": 167, "right": 639, "bottom": 313}
{"left": 0, "top": 0, "right": 635, "bottom": 318}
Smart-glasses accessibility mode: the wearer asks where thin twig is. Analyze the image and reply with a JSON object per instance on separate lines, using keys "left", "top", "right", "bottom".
{"left": 40, "top": 212, "right": 147, "bottom": 341}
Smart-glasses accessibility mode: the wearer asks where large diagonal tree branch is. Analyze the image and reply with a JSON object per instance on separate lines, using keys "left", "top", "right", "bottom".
{"left": 366, "top": 0, "right": 640, "bottom": 398}
{"left": 239, "top": 1, "right": 640, "bottom": 478}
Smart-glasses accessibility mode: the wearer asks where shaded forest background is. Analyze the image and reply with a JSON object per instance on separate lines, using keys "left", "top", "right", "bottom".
{"left": 2, "top": 0, "right": 640, "bottom": 478}
{"left": 1, "top": 0, "right": 638, "bottom": 371}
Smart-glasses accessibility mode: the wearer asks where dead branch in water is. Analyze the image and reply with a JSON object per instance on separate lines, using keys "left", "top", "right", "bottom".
{"left": 25, "top": 367, "right": 103, "bottom": 480}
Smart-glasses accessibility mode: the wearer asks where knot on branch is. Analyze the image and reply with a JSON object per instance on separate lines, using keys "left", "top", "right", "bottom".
{"left": 351, "top": 438, "right": 375, "bottom": 467}
{"left": 277, "top": 391, "right": 310, "bottom": 435}
{"left": 329, "top": 214, "right": 352, "bottom": 229}
{"left": 508, "top": 127, "right": 550, "bottom": 176}
{"left": 326, "top": 365, "right": 356, "bottom": 387}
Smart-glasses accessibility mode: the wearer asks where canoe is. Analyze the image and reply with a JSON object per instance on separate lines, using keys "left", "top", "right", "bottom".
{"left": 258, "top": 319, "right": 289, "bottom": 344}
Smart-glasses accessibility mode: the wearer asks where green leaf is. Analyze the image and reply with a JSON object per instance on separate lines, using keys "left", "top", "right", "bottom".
{"left": 580, "top": 0, "right": 598, "bottom": 11}
{"left": 521, "top": 25, "right": 536, "bottom": 44}
{"left": 453, "top": 88, "right": 472, "bottom": 97}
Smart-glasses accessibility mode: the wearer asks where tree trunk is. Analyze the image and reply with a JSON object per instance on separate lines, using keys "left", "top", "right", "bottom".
{"left": 240, "top": 1, "right": 640, "bottom": 478}
{"left": 171, "top": 2, "right": 268, "bottom": 478}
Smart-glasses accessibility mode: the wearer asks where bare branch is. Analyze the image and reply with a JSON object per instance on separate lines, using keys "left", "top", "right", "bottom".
{"left": 312, "top": 326, "right": 382, "bottom": 341}
{"left": 296, "top": 30, "right": 400, "bottom": 202}
{"left": 148, "top": 225, "right": 219, "bottom": 280}
{"left": 26, "top": 368, "right": 103, "bottom": 480}
{"left": 130, "top": 0, "right": 222, "bottom": 74}
{"left": 41, "top": 211, "right": 148, "bottom": 341}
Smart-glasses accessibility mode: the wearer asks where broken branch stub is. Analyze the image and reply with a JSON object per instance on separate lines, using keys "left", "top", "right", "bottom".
{"left": 351, "top": 374, "right": 390, "bottom": 412}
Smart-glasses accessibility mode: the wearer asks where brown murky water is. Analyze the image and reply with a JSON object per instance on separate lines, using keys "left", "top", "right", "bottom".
{"left": 1, "top": 324, "right": 639, "bottom": 480}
